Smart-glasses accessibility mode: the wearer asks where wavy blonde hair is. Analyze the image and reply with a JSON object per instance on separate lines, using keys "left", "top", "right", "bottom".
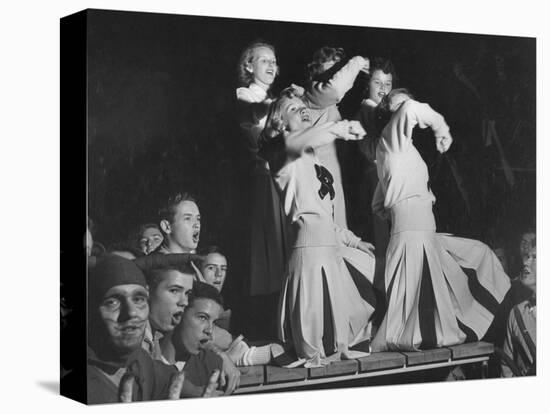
{"left": 237, "top": 41, "right": 278, "bottom": 87}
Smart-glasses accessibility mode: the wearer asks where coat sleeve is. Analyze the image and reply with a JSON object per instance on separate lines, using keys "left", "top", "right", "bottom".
{"left": 383, "top": 99, "right": 450, "bottom": 153}
{"left": 285, "top": 121, "right": 352, "bottom": 157}
{"left": 501, "top": 310, "right": 517, "bottom": 377}
{"left": 305, "top": 56, "right": 367, "bottom": 109}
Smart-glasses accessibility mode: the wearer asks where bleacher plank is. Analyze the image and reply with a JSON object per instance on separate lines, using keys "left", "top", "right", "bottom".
{"left": 309, "top": 359, "right": 359, "bottom": 378}
{"left": 400, "top": 348, "right": 451, "bottom": 366}
{"left": 237, "top": 342, "right": 495, "bottom": 392}
{"left": 358, "top": 352, "right": 406, "bottom": 372}
{"left": 265, "top": 365, "right": 308, "bottom": 383}
{"left": 446, "top": 341, "right": 494, "bottom": 360}
{"left": 238, "top": 365, "right": 265, "bottom": 386}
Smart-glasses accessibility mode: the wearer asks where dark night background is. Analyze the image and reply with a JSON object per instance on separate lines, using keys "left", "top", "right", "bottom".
{"left": 86, "top": 9, "right": 536, "bottom": 314}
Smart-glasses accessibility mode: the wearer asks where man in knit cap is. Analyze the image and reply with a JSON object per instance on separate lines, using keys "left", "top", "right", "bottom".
{"left": 85, "top": 254, "right": 177, "bottom": 403}
{"left": 72, "top": 254, "right": 219, "bottom": 404}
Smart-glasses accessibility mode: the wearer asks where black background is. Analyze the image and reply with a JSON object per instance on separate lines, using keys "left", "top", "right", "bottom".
{"left": 86, "top": 9, "right": 536, "bottom": 307}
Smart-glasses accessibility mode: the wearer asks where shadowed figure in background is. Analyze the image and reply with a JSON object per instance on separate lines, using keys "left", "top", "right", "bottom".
{"left": 500, "top": 235, "right": 536, "bottom": 377}
{"left": 235, "top": 41, "right": 289, "bottom": 340}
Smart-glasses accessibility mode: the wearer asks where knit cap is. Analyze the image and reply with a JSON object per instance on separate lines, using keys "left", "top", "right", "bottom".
{"left": 90, "top": 254, "right": 147, "bottom": 303}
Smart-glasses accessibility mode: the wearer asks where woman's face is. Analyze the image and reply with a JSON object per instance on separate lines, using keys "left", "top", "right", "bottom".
{"left": 282, "top": 96, "right": 311, "bottom": 132}
{"left": 520, "top": 246, "right": 536, "bottom": 292}
{"left": 139, "top": 226, "right": 164, "bottom": 255}
{"left": 248, "top": 46, "right": 277, "bottom": 88}
{"left": 369, "top": 69, "right": 393, "bottom": 104}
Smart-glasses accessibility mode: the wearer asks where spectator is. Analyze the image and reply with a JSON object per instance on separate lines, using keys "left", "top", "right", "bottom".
{"left": 157, "top": 192, "right": 201, "bottom": 254}
{"left": 143, "top": 261, "right": 240, "bottom": 395}
{"left": 144, "top": 263, "right": 195, "bottom": 361}
{"left": 199, "top": 246, "right": 228, "bottom": 293}
{"left": 68, "top": 255, "right": 177, "bottom": 403}
{"left": 138, "top": 223, "right": 164, "bottom": 255}
{"left": 171, "top": 282, "right": 239, "bottom": 395}
{"left": 501, "top": 237, "right": 536, "bottom": 377}
{"left": 199, "top": 246, "right": 288, "bottom": 367}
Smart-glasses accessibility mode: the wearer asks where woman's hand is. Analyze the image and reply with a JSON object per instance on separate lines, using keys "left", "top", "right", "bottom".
{"left": 360, "top": 57, "right": 370, "bottom": 74}
{"left": 435, "top": 132, "right": 453, "bottom": 153}
{"left": 348, "top": 120, "right": 366, "bottom": 139}
{"left": 356, "top": 241, "right": 375, "bottom": 258}
{"left": 336, "top": 120, "right": 366, "bottom": 141}
{"left": 289, "top": 83, "right": 305, "bottom": 97}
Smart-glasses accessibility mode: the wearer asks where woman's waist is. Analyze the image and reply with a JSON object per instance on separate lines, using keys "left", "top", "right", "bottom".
{"left": 291, "top": 214, "right": 338, "bottom": 247}
{"left": 390, "top": 197, "right": 436, "bottom": 234}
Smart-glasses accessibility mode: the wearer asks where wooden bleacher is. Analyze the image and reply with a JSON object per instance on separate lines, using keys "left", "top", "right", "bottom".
{"left": 235, "top": 341, "right": 494, "bottom": 394}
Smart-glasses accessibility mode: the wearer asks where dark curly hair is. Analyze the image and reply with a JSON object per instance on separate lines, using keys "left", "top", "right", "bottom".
{"left": 306, "top": 46, "right": 345, "bottom": 82}
{"left": 365, "top": 57, "right": 398, "bottom": 97}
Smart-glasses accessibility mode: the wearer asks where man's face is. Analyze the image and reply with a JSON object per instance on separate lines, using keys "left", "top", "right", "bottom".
{"left": 165, "top": 200, "right": 201, "bottom": 253}
{"left": 519, "top": 232, "right": 536, "bottom": 257}
{"left": 149, "top": 270, "right": 194, "bottom": 333}
{"left": 200, "top": 253, "right": 228, "bottom": 292}
{"left": 520, "top": 246, "right": 536, "bottom": 293}
{"left": 179, "top": 298, "right": 222, "bottom": 355}
{"left": 99, "top": 284, "right": 149, "bottom": 355}
{"left": 139, "top": 226, "right": 163, "bottom": 255}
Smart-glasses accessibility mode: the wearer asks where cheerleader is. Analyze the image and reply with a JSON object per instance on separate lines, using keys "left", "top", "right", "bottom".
{"left": 369, "top": 89, "right": 511, "bottom": 351}
{"left": 261, "top": 88, "right": 377, "bottom": 366}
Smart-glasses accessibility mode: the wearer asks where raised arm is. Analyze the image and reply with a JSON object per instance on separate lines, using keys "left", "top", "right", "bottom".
{"left": 305, "top": 56, "right": 369, "bottom": 109}
{"left": 285, "top": 120, "right": 365, "bottom": 158}
{"left": 384, "top": 99, "right": 451, "bottom": 153}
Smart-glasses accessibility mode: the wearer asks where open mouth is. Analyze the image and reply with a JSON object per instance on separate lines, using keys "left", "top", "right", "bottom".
{"left": 198, "top": 338, "right": 210, "bottom": 348}
{"left": 192, "top": 231, "right": 200, "bottom": 244}
{"left": 172, "top": 311, "right": 184, "bottom": 325}
{"left": 266, "top": 69, "right": 275, "bottom": 76}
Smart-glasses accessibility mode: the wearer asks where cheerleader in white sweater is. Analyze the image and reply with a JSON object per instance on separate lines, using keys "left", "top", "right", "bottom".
{"left": 261, "top": 88, "right": 378, "bottom": 367}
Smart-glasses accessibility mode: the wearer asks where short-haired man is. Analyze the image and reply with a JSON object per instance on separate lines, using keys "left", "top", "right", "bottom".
{"left": 142, "top": 262, "right": 240, "bottom": 395}
{"left": 143, "top": 263, "right": 196, "bottom": 361}
{"left": 501, "top": 237, "right": 536, "bottom": 377}
{"left": 157, "top": 192, "right": 201, "bottom": 254}
{"left": 171, "top": 282, "right": 236, "bottom": 395}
